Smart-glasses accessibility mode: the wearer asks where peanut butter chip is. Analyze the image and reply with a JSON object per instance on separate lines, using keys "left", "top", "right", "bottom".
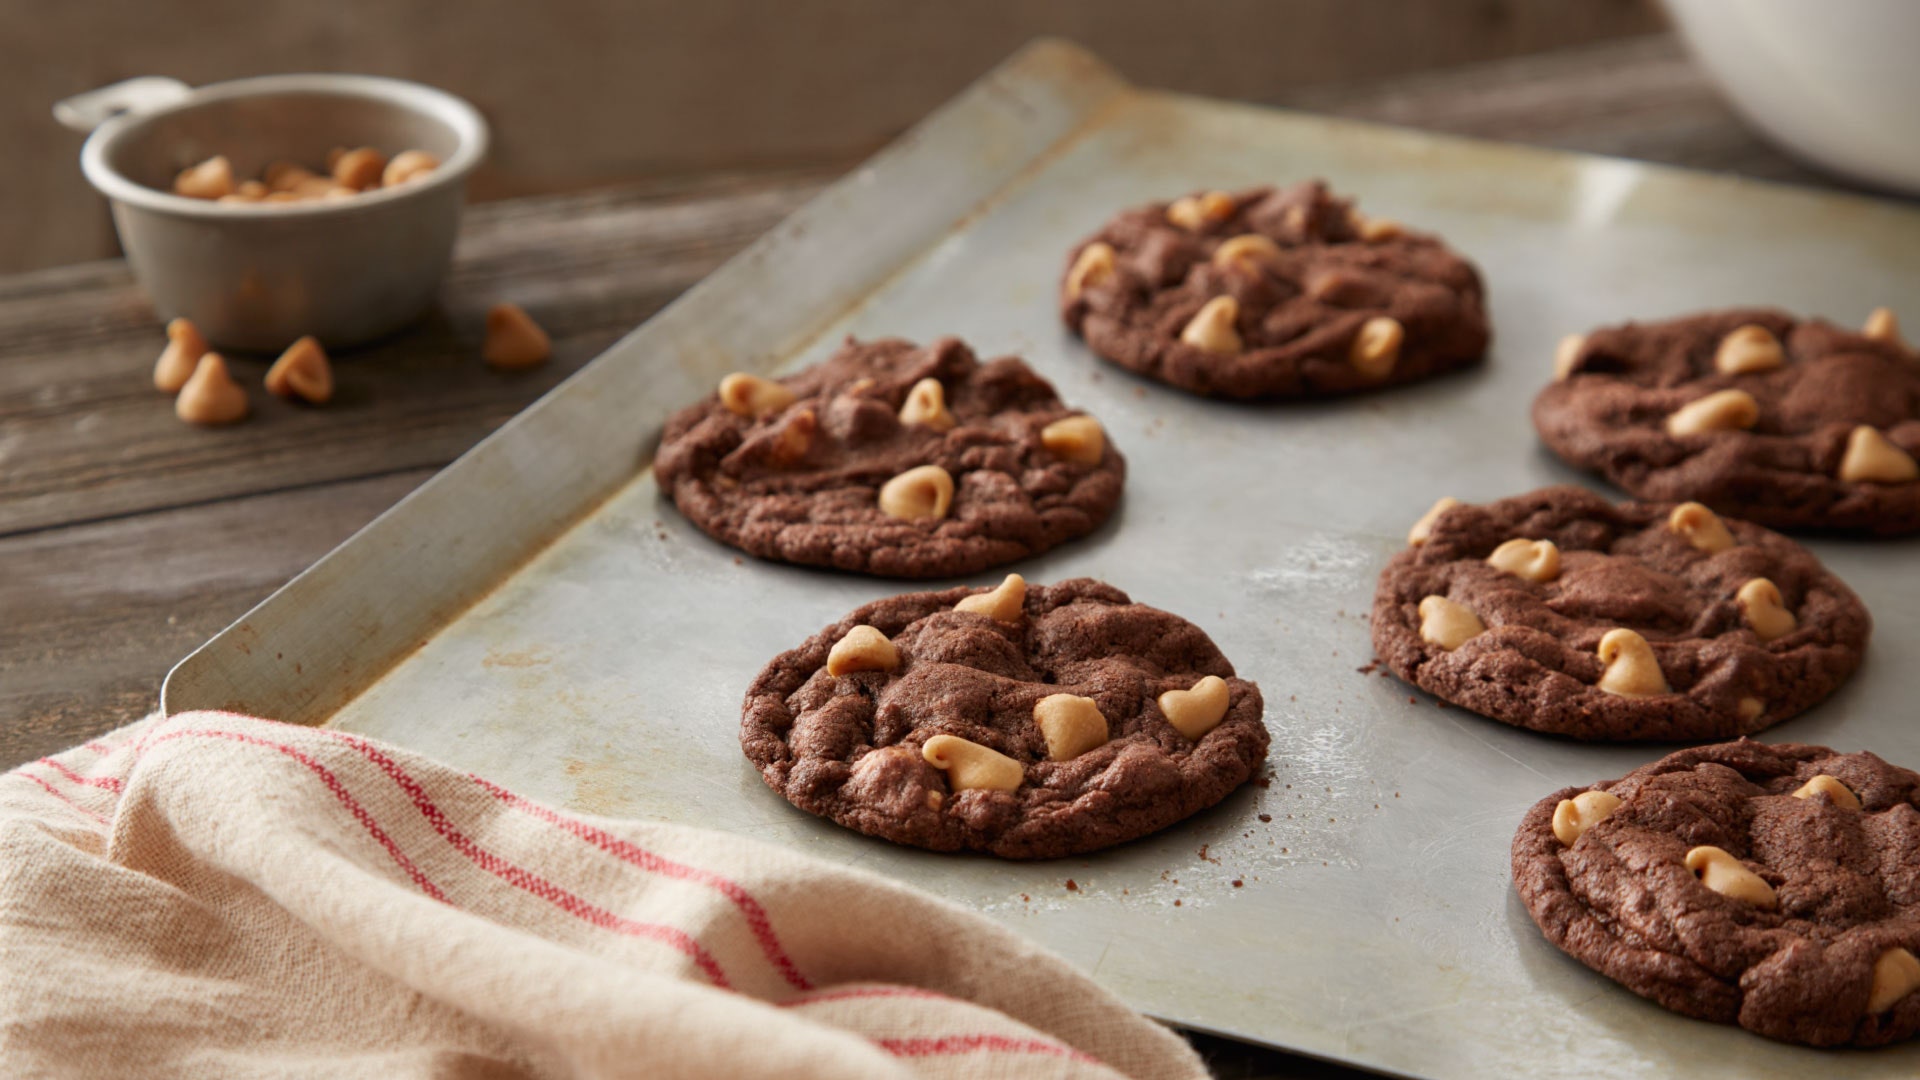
{"left": 1349, "top": 316, "right": 1403, "bottom": 382}
{"left": 955, "top": 574, "right": 1026, "bottom": 622}
{"left": 1551, "top": 790, "right": 1622, "bottom": 846}
{"left": 1418, "top": 596, "right": 1484, "bottom": 651}
{"left": 265, "top": 336, "right": 333, "bottom": 404}
{"left": 1597, "top": 628, "right": 1668, "bottom": 697}
{"left": 1180, "top": 296, "right": 1242, "bottom": 355}
{"left": 1790, "top": 774, "right": 1861, "bottom": 810}
{"left": 382, "top": 150, "right": 440, "bottom": 187}
{"left": 766, "top": 409, "right": 816, "bottom": 467}
{"left": 878, "top": 465, "right": 954, "bottom": 521}
{"left": 1553, "top": 333, "right": 1586, "bottom": 381}
{"left": 1158, "top": 675, "right": 1230, "bottom": 740}
{"left": 1040, "top": 415, "right": 1104, "bottom": 465}
{"left": 175, "top": 353, "right": 249, "bottom": 426}
{"left": 1870, "top": 949, "right": 1920, "bottom": 1013}
{"left": 1033, "top": 694, "right": 1109, "bottom": 761}
{"left": 1736, "top": 578, "right": 1796, "bottom": 642}
{"left": 921, "top": 734, "right": 1023, "bottom": 792}
{"left": 1065, "top": 242, "right": 1117, "bottom": 299}
{"left": 1165, "top": 191, "right": 1235, "bottom": 230}
{"left": 483, "top": 303, "right": 551, "bottom": 369}
{"left": 1714, "top": 324, "right": 1785, "bottom": 374}
{"left": 1864, "top": 307, "right": 1904, "bottom": 348}
{"left": 263, "top": 161, "right": 313, "bottom": 191}
{"left": 1684, "top": 845, "right": 1778, "bottom": 909}
{"left": 1666, "top": 389, "right": 1759, "bottom": 436}
{"left": 1408, "top": 496, "right": 1460, "bottom": 546}
{"left": 1486, "top": 538, "right": 1560, "bottom": 582}
{"left": 1211, "top": 234, "right": 1283, "bottom": 274}
{"left": 718, "top": 373, "right": 795, "bottom": 418}
{"left": 331, "top": 146, "right": 388, "bottom": 191}
{"left": 1839, "top": 425, "right": 1919, "bottom": 483}
{"left": 826, "top": 625, "right": 899, "bottom": 677}
{"left": 1352, "top": 213, "right": 1402, "bottom": 242}
{"left": 173, "top": 155, "right": 234, "bottom": 199}
{"left": 1667, "top": 502, "right": 1734, "bottom": 554}
{"left": 1738, "top": 696, "right": 1765, "bottom": 722}
{"left": 154, "top": 317, "right": 209, "bottom": 393}
{"left": 898, "top": 378, "right": 956, "bottom": 431}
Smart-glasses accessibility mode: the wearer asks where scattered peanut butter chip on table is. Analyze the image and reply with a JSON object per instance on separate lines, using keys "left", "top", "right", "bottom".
{"left": 1533, "top": 306, "right": 1920, "bottom": 534}
{"left": 265, "top": 336, "right": 334, "bottom": 405}
{"left": 740, "top": 578, "right": 1266, "bottom": 858}
{"left": 154, "top": 317, "right": 209, "bottom": 393}
{"left": 1514, "top": 741, "right": 1920, "bottom": 1046}
{"left": 653, "top": 336, "right": 1126, "bottom": 578}
{"left": 175, "top": 353, "right": 249, "bottom": 426}
{"left": 1372, "top": 486, "right": 1868, "bottom": 741}
{"left": 1062, "top": 180, "right": 1488, "bottom": 399}
{"left": 483, "top": 302, "right": 552, "bottom": 369}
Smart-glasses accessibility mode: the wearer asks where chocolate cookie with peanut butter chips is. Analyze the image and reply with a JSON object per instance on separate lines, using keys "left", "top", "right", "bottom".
{"left": 1535, "top": 306, "right": 1920, "bottom": 535}
{"left": 1058, "top": 180, "right": 1490, "bottom": 399}
{"left": 740, "top": 577, "right": 1268, "bottom": 858}
{"left": 654, "top": 337, "right": 1125, "bottom": 578}
{"left": 1514, "top": 740, "right": 1920, "bottom": 1047}
{"left": 1371, "top": 486, "right": 1869, "bottom": 741}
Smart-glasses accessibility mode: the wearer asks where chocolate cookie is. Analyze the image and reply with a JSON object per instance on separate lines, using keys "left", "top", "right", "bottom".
{"left": 740, "top": 576, "right": 1269, "bottom": 858}
{"left": 654, "top": 337, "right": 1125, "bottom": 578}
{"left": 1370, "top": 486, "right": 1868, "bottom": 741}
{"left": 1058, "top": 180, "right": 1489, "bottom": 399}
{"left": 1533, "top": 306, "right": 1920, "bottom": 535}
{"left": 1514, "top": 740, "right": 1920, "bottom": 1048}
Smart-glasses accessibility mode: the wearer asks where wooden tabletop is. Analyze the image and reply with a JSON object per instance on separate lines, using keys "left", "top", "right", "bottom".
{"left": 3, "top": 31, "right": 1906, "bottom": 1079}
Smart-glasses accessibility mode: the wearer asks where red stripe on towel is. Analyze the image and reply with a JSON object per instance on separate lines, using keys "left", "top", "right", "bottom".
{"left": 38, "top": 757, "right": 124, "bottom": 794}
{"left": 471, "top": 774, "right": 812, "bottom": 991}
{"left": 146, "top": 729, "right": 447, "bottom": 903}
{"left": 779, "top": 986, "right": 952, "bottom": 1008}
{"left": 331, "top": 733, "right": 731, "bottom": 990}
{"left": 12, "top": 772, "right": 111, "bottom": 826}
{"left": 874, "top": 1034, "right": 1099, "bottom": 1064}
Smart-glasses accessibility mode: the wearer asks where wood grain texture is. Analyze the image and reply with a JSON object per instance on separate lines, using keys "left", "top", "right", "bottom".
{"left": 0, "top": 468, "right": 433, "bottom": 767}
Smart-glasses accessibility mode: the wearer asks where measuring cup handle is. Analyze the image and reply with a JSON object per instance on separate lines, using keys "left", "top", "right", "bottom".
{"left": 53, "top": 76, "right": 192, "bottom": 133}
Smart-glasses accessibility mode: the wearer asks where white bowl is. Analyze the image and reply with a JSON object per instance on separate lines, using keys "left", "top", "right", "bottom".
{"left": 1665, "top": 0, "right": 1920, "bottom": 194}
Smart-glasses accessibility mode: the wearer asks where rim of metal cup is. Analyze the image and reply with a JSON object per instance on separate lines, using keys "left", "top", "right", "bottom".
{"left": 79, "top": 73, "right": 489, "bottom": 218}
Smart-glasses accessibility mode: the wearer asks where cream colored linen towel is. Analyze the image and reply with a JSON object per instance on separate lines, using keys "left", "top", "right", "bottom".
{"left": 0, "top": 711, "right": 1207, "bottom": 1079}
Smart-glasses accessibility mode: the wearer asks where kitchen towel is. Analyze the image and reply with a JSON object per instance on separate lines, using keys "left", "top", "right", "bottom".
{"left": 1, "top": 711, "right": 1207, "bottom": 1079}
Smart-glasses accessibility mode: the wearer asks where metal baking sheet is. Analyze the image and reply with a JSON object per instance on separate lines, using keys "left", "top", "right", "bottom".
{"left": 163, "top": 39, "right": 1920, "bottom": 1079}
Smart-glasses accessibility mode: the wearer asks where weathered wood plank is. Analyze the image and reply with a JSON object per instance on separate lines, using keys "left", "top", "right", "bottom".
{"left": 0, "top": 173, "right": 828, "bottom": 537}
{"left": 0, "top": 468, "right": 435, "bottom": 767}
